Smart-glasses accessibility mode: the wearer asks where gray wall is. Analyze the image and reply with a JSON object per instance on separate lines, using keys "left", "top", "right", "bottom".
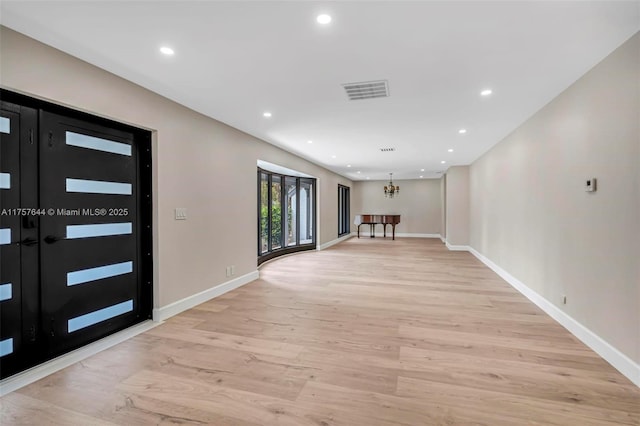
{"left": 469, "top": 33, "right": 639, "bottom": 364}
{"left": 352, "top": 179, "right": 442, "bottom": 236}
{"left": 440, "top": 175, "right": 446, "bottom": 241}
{"left": 0, "top": 27, "right": 352, "bottom": 308}
{"left": 445, "top": 166, "right": 470, "bottom": 246}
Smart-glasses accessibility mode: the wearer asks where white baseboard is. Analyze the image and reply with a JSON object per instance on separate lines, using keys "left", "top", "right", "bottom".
{"left": 318, "top": 233, "right": 354, "bottom": 250}
{"left": 0, "top": 320, "right": 159, "bottom": 396}
{"left": 439, "top": 235, "right": 446, "bottom": 243}
{"left": 152, "top": 270, "right": 259, "bottom": 322}
{"left": 355, "top": 232, "right": 442, "bottom": 239}
{"left": 397, "top": 233, "right": 441, "bottom": 238}
{"left": 467, "top": 246, "right": 640, "bottom": 388}
{"left": 1, "top": 271, "right": 260, "bottom": 395}
{"left": 445, "top": 241, "right": 471, "bottom": 251}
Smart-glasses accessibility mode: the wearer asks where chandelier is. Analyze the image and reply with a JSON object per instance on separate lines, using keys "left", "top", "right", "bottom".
{"left": 384, "top": 173, "right": 399, "bottom": 198}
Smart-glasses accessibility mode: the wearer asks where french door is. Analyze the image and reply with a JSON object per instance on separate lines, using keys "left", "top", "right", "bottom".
{"left": 258, "top": 168, "right": 316, "bottom": 265}
{"left": 0, "top": 92, "right": 152, "bottom": 379}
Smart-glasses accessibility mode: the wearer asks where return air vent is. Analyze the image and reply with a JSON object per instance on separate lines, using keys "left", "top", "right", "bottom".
{"left": 380, "top": 147, "right": 395, "bottom": 152}
{"left": 343, "top": 80, "right": 389, "bottom": 101}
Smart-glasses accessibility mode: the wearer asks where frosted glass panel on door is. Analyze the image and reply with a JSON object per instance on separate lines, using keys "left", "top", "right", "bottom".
{"left": 66, "top": 223, "right": 132, "bottom": 239}
{"left": 0, "top": 229, "right": 10, "bottom": 245}
{"left": 67, "top": 261, "right": 133, "bottom": 286}
{"left": 0, "top": 173, "right": 9, "bottom": 189}
{"left": 66, "top": 131, "right": 132, "bottom": 156}
{"left": 68, "top": 299, "right": 133, "bottom": 333}
{"left": 66, "top": 178, "right": 132, "bottom": 195}
{"left": 0, "top": 283, "right": 12, "bottom": 302}
{"left": 0, "top": 338, "right": 13, "bottom": 357}
{"left": 0, "top": 117, "right": 9, "bottom": 134}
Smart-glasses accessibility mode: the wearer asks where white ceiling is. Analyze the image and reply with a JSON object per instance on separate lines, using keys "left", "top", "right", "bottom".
{"left": 1, "top": 1, "right": 638, "bottom": 180}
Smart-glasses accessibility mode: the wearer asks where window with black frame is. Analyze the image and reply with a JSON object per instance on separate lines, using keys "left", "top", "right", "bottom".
{"left": 258, "top": 168, "right": 316, "bottom": 264}
{"left": 338, "top": 184, "right": 350, "bottom": 237}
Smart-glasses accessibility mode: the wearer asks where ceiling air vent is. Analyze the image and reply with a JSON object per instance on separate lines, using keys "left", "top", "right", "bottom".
{"left": 343, "top": 80, "right": 389, "bottom": 101}
{"left": 380, "top": 147, "right": 395, "bottom": 152}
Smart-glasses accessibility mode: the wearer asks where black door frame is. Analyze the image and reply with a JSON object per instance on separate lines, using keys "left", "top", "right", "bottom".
{"left": 0, "top": 89, "right": 153, "bottom": 379}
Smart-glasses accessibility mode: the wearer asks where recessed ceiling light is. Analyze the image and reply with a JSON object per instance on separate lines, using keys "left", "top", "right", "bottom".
{"left": 160, "top": 46, "right": 174, "bottom": 55}
{"left": 420, "top": 168, "right": 425, "bottom": 172}
{"left": 263, "top": 112, "right": 272, "bottom": 118}
{"left": 481, "top": 89, "right": 493, "bottom": 96}
{"left": 347, "top": 165, "right": 352, "bottom": 168}
{"left": 441, "top": 160, "right": 446, "bottom": 164}
{"left": 366, "top": 177, "right": 370, "bottom": 180}
{"left": 458, "top": 129, "right": 467, "bottom": 134}
{"left": 357, "top": 171, "right": 361, "bottom": 174}
{"left": 419, "top": 175, "right": 424, "bottom": 178}
{"left": 448, "top": 148, "right": 454, "bottom": 152}
{"left": 307, "top": 140, "right": 313, "bottom": 144}
{"left": 317, "top": 14, "right": 332, "bottom": 24}
{"left": 331, "top": 155, "right": 336, "bottom": 159}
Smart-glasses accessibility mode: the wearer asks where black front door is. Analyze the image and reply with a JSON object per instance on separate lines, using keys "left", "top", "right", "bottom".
{"left": 39, "top": 111, "right": 143, "bottom": 357}
{"left": 0, "top": 91, "right": 152, "bottom": 379}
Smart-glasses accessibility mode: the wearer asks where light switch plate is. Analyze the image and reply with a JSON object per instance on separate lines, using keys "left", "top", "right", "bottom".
{"left": 175, "top": 208, "right": 187, "bottom": 220}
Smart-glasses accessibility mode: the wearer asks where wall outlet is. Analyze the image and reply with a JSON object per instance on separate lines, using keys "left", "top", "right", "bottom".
{"left": 225, "top": 266, "right": 231, "bottom": 277}
{"left": 230, "top": 265, "right": 235, "bottom": 276}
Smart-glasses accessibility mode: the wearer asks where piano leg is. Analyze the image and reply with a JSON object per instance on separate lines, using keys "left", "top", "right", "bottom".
{"left": 383, "top": 224, "right": 387, "bottom": 238}
{"left": 357, "top": 224, "right": 361, "bottom": 239}
{"left": 392, "top": 224, "right": 396, "bottom": 240}
{"left": 369, "top": 224, "right": 375, "bottom": 238}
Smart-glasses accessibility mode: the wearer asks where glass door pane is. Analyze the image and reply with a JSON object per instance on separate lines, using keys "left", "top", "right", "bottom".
{"left": 260, "top": 173, "right": 269, "bottom": 254}
{"left": 299, "top": 180, "right": 314, "bottom": 244}
{"left": 271, "top": 175, "right": 282, "bottom": 250}
{"left": 285, "top": 177, "right": 297, "bottom": 246}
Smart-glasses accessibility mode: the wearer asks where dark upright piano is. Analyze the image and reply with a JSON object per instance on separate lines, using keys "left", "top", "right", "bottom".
{"left": 354, "top": 214, "right": 401, "bottom": 240}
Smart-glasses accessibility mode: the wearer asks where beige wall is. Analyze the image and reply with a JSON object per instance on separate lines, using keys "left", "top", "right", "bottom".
{"left": 440, "top": 175, "right": 446, "bottom": 241}
{"left": 470, "top": 33, "right": 639, "bottom": 363}
{"left": 0, "top": 27, "right": 352, "bottom": 308}
{"left": 352, "top": 179, "right": 442, "bottom": 236}
{"left": 445, "top": 166, "right": 470, "bottom": 246}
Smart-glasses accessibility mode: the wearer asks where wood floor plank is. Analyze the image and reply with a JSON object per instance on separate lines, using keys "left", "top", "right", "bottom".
{"left": 118, "top": 369, "right": 399, "bottom": 426}
{"left": 398, "top": 346, "right": 640, "bottom": 413}
{"left": 399, "top": 323, "right": 598, "bottom": 356}
{"left": 146, "top": 322, "right": 305, "bottom": 359}
{"left": 0, "top": 392, "right": 118, "bottom": 426}
{"left": 2, "top": 237, "right": 638, "bottom": 424}
{"left": 296, "top": 380, "right": 520, "bottom": 426}
{"left": 396, "top": 376, "right": 638, "bottom": 426}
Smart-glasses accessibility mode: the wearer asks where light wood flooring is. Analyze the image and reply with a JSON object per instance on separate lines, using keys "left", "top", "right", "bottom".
{"left": 2, "top": 237, "right": 639, "bottom": 425}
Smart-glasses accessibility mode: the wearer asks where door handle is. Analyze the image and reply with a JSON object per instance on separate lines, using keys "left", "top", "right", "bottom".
{"left": 44, "top": 235, "right": 63, "bottom": 244}
{"left": 22, "top": 237, "right": 38, "bottom": 246}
